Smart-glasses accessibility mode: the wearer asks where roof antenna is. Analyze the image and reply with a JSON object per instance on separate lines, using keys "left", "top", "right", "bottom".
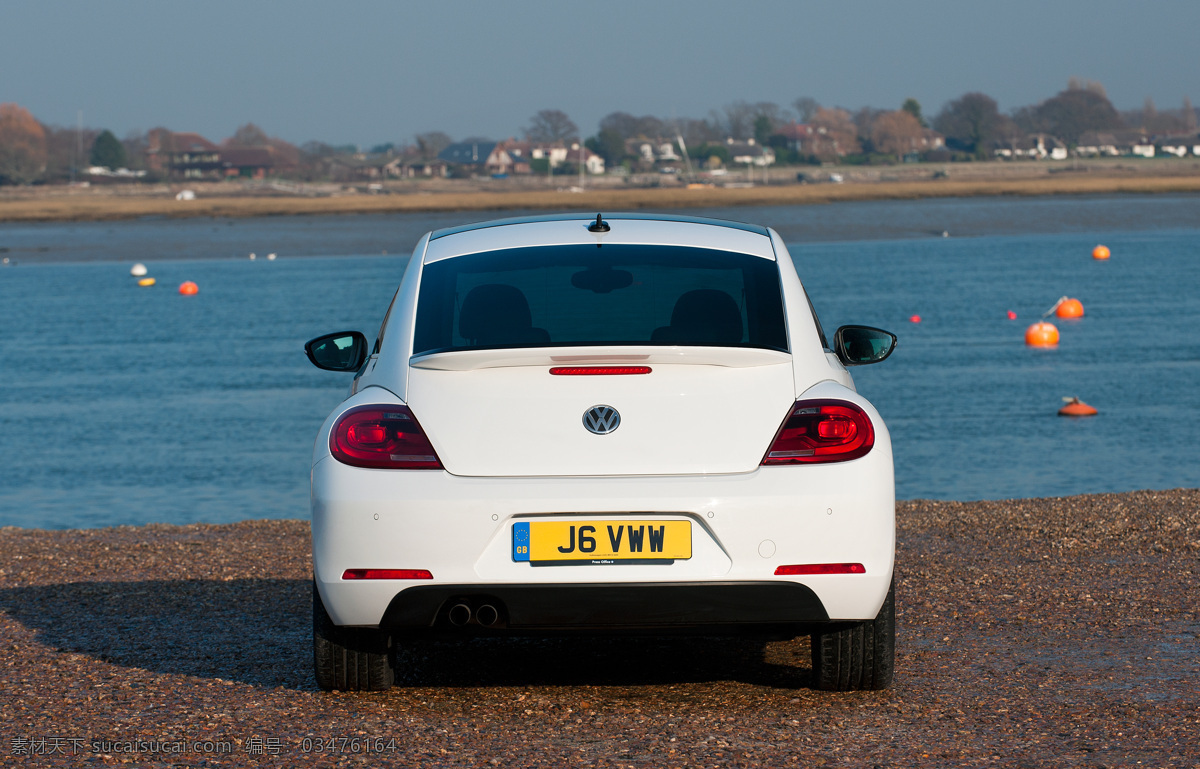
{"left": 588, "top": 213, "right": 610, "bottom": 233}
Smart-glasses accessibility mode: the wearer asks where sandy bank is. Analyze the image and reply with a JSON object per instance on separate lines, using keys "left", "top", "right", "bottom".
{"left": 0, "top": 489, "right": 1197, "bottom": 766}
{"left": 3, "top": 170, "right": 1200, "bottom": 224}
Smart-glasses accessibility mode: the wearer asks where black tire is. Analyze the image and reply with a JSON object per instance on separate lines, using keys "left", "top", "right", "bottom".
{"left": 810, "top": 578, "right": 895, "bottom": 691}
{"left": 313, "top": 582, "right": 394, "bottom": 691}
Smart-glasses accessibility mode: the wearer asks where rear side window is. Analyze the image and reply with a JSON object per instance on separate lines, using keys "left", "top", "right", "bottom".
{"left": 413, "top": 244, "right": 787, "bottom": 355}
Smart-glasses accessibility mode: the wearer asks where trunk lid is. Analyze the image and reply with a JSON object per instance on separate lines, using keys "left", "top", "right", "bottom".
{"left": 406, "top": 347, "right": 795, "bottom": 477}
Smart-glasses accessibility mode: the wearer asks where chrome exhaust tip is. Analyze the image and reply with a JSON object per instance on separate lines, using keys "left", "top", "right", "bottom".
{"left": 476, "top": 604, "right": 500, "bottom": 627}
{"left": 447, "top": 603, "right": 472, "bottom": 626}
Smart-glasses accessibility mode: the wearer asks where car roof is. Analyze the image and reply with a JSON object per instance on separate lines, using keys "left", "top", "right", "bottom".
{"left": 423, "top": 213, "right": 777, "bottom": 264}
{"left": 428, "top": 212, "right": 770, "bottom": 240}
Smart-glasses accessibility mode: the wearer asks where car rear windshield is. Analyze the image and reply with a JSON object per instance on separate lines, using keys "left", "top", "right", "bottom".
{"left": 413, "top": 244, "right": 788, "bottom": 355}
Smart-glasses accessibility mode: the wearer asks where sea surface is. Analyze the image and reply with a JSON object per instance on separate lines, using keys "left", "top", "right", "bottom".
{"left": 2, "top": 194, "right": 1198, "bottom": 529}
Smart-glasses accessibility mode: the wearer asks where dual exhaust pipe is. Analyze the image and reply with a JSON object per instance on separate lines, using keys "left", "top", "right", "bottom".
{"left": 447, "top": 601, "right": 500, "bottom": 627}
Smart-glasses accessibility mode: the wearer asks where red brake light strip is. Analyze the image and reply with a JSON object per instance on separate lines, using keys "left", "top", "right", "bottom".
{"left": 342, "top": 569, "right": 434, "bottom": 580}
{"left": 774, "top": 563, "right": 866, "bottom": 576}
{"left": 549, "top": 366, "right": 652, "bottom": 375}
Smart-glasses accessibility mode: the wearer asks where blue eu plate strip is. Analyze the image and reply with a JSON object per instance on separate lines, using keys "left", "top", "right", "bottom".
{"left": 512, "top": 522, "right": 530, "bottom": 562}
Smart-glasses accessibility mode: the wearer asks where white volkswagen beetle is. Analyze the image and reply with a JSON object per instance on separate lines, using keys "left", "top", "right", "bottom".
{"left": 305, "top": 213, "right": 897, "bottom": 691}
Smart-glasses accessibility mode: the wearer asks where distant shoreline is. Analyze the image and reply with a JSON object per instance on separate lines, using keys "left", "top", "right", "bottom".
{"left": 3, "top": 166, "right": 1200, "bottom": 224}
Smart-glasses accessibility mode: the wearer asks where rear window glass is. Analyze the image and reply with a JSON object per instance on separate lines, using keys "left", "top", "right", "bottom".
{"left": 413, "top": 244, "right": 787, "bottom": 355}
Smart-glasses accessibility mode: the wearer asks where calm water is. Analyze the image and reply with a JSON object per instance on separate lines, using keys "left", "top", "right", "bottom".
{"left": 2, "top": 195, "right": 1199, "bottom": 528}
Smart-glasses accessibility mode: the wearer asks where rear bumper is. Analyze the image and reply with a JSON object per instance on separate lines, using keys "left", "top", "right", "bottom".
{"left": 379, "top": 581, "right": 831, "bottom": 634}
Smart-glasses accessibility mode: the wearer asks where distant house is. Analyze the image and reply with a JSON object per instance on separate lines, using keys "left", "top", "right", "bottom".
{"left": 1158, "top": 133, "right": 1200, "bottom": 157}
{"left": 581, "top": 148, "right": 605, "bottom": 175}
{"left": 1074, "top": 131, "right": 1122, "bottom": 157}
{"left": 402, "top": 159, "right": 449, "bottom": 178}
{"left": 219, "top": 146, "right": 280, "bottom": 179}
{"left": 530, "top": 143, "right": 570, "bottom": 169}
{"left": 994, "top": 133, "right": 1067, "bottom": 160}
{"left": 772, "top": 123, "right": 814, "bottom": 153}
{"left": 439, "top": 142, "right": 513, "bottom": 175}
{"left": 920, "top": 128, "right": 946, "bottom": 150}
{"left": 147, "top": 131, "right": 222, "bottom": 178}
{"left": 725, "top": 139, "right": 775, "bottom": 167}
{"left": 1075, "top": 130, "right": 1162, "bottom": 158}
{"left": 624, "top": 138, "right": 681, "bottom": 166}
{"left": 499, "top": 141, "right": 534, "bottom": 174}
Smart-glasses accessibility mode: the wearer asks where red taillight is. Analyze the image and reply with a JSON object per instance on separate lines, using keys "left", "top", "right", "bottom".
{"left": 549, "top": 366, "right": 652, "bottom": 375}
{"left": 762, "top": 399, "right": 875, "bottom": 464}
{"left": 330, "top": 406, "right": 443, "bottom": 469}
{"left": 342, "top": 569, "right": 434, "bottom": 580}
{"left": 774, "top": 563, "right": 866, "bottom": 576}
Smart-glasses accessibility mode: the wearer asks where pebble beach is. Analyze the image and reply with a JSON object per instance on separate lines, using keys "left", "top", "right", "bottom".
{"left": 1, "top": 489, "right": 1197, "bottom": 767}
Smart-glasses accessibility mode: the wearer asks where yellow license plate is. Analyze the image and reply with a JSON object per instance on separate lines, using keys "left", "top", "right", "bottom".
{"left": 512, "top": 520, "right": 691, "bottom": 564}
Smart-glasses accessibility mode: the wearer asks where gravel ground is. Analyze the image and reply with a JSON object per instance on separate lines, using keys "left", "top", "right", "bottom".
{"left": 1, "top": 489, "right": 1197, "bottom": 768}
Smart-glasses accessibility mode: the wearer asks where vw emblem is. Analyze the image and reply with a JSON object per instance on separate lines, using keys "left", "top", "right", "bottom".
{"left": 583, "top": 405, "right": 620, "bottom": 435}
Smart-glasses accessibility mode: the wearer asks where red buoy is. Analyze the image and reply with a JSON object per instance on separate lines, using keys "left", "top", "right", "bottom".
{"left": 909, "top": 315, "right": 921, "bottom": 324}
{"left": 178, "top": 281, "right": 199, "bottom": 296}
{"left": 1055, "top": 298, "right": 1084, "bottom": 318}
{"left": 1025, "top": 321, "right": 1059, "bottom": 347}
{"left": 1006, "top": 310, "right": 1017, "bottom": 320}
{"left": 1058, "top": 397, "right": 1098, "bottom": 417}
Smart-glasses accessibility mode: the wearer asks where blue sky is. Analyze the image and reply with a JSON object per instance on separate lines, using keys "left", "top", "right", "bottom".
{"left": 2, "top": 0, "right": 1198, "bottom": 147}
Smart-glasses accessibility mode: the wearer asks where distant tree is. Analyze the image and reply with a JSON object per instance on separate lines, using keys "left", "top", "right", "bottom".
{"left": 0, "top": 103, "right": 48, "bottom": 184}
{"left": 852, "top": 107, "right": 886, "bottom": 143}
{"left": 714, "top": 100, "right": 786, "bottom": 141}
{"left": 809, "top": 107, "right": 860, "bottom": 158}
{"left": 301, "top": 141, "right": 337, "bottom": 157}
{"left": 675, "top": 117, "right": 719, "bottom": 146}
{"left": 690, "top": 143, "right": 729, "bottom": 165}
{"left": 1143, "top": 97, "right": 1157, "bottom": 124}
{"left": 715, "top": 101, "right": 755, "bottom": 140}
{"left": 228, "top": 123, "right": 270, "bottom": 146}
{"left": 585, "top": 127, "right": 627, "bottom": 165}
{"left": 933, "top": 92, "right": 1003, "bottom": 157}
{"left": 599, "top": 112, "right": 664, "bottom": 140}
{"left": 369, "top": 142, "right": 396, "bottom": 155}
{"left": 1184, "top": 96, "right": 1197, "bottom": 132}
{"left": 121, "top": 130, "right": 149, "bottom": 172}
{"left": 871, "top": 110, "right": 924, "bottom": 155}
{"left": 1026, "top": 87, "right": 1122, "bottom": 144}
{"left": 89, "top": 129, "right": 126, "bottom": 169}
{"left": 754, "top": 115, "right": 773, "bottom": 145}
{"left": 415, "top": 131, "right": 452, "bottom": 159}
{"left": 41, "top": 124, "right": 100, "bottom": 181}
{"left": 901, "top": 98, "right": 926, "bottom": 127}
{"left": 598, "top": 111, "right": 639, "bottom": 139}
{"left": 792, "top": 97, "right": 820, "bottom": 123}
{"left": 525, "top": 109, "right": 578, "bottom": 143}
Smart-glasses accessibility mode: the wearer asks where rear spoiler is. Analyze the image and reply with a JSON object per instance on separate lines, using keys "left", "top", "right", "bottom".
{"left": 410, "top": 346, "right": 790, "bottom": 371}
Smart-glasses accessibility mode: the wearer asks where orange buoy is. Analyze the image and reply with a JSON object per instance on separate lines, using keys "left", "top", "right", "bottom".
{"left": 1092, "top": 245, "right": 1110, "bottom": 260}
{"left": 909, "top": 315, "right": 922, "bottom": 324}
{"left": 1058, "top": 397, "right": 1098, "bottom": 417}
{"left": 137, "top": 277, "right": 156, "bottom": 287}
{"left": 1025, "top": 321, "right": 1059, "bottom": 347}
{"left": 1055, "top": 298, "right": 1084, "bottom": 318}
{"left": 178, "top": 281, "right": 199, "bottom": 296}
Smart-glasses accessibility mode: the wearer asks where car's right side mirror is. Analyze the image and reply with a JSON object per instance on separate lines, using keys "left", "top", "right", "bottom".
{"left": 305, "top": 331, "right": 368, "bottom": 372}
{"left": 833, "top": 325, "right": 897, "bottom": 366}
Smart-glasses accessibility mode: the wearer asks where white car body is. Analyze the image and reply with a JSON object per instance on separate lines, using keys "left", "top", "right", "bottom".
{"left": 307, "top": 213, "right": 896, "bottom": 691}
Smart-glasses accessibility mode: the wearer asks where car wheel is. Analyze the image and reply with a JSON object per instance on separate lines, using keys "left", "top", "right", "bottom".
{"left": 313, "top": 582, "right": 394, "bottom": 691}
{"left": 810, "top": 578, "right": 895, "bottom": 691}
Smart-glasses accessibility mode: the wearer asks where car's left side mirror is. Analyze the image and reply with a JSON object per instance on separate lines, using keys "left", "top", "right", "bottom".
{"left": 305, "top": 331, "right": 368, "bottom": 372}
{"left": 833, "top": 325, "right": 897, "bottom": 366}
